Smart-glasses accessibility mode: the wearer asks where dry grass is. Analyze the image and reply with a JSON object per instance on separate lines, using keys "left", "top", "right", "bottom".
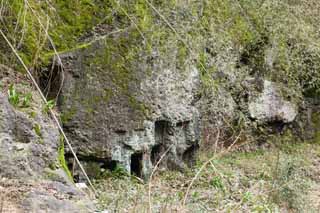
{"left": 94, "top": 142, "right": 320, "bottom": 212}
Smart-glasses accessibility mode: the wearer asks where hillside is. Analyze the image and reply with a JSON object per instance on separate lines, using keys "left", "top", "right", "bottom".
{"left": 0, "top": 0, "right": 319, "bottom": 212}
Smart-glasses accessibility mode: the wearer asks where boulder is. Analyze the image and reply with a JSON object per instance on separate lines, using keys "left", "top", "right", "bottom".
{"left": 248, "top": 80, "right": 298, "bottom": 123}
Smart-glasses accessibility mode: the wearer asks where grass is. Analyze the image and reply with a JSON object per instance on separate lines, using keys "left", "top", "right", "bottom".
{"left": 94, "top": 142, "right": 320, "bottom": 212}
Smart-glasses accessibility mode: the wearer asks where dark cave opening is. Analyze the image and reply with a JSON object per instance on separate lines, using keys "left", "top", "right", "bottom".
{"left": 176, "top": 121, "right": 189, "bottom": 128}
{"left": 130, "top": 152, "right": 143, "bottom": 178}
{"left": 182, "top": 144, "right": 199, "bottom": 167}
{"left": 155, "top": 120, "right": 169, "bottom": 144}
{"left": 38, "top": 63, "right": 63, "bottom": 101}
{"left": 65, "top": 154, "right": 119, "bottom": 182}
{"left": 151, "top": 144, "right": 165, "bottom": 165}
{"left": 101, "top": 160, "right": 118, "bottom": 171}
{"left": 152, "top": 120, "right": 171, "bottom": 166}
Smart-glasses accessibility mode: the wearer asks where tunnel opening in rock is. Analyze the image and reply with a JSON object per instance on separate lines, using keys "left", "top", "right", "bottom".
{"left": 130, "top": 153, "right": 143, "bottom": 177}
{"left": 266, "top": 120, "right": 286, "bottom": 133}
{"left": 182, "top": 144, "right": 199, "bottom": 167}
{"left": 38, "top": 63, "right": 63, "bottom": 101}
{"left": 176, "top": 121, "right": 189, "bottom": 128}
{"left": 155, "top": 120, "right": 169, "bottom": 144}
{"left": 101, "top": 160, "right": 118, "bottom": 171}
{"left": 65, "top": 154, "right": 119, "bottom": 182}
{"left": 151, "top": 144, "right": 165, "bottom": 165}
{"left": 153, "top": 120, "right": 171, "bottom": 167}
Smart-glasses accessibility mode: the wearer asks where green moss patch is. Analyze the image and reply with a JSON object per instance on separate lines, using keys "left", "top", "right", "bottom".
{"left": 58, "top": 135, "right": 73, "bottom": 181}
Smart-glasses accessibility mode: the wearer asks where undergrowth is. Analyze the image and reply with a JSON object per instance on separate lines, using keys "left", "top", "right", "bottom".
{"left": 1, "top": 0, "right": 320, "bottom": 97}
{"left": 94, "top": 142, "right": 319, "bottom": 212}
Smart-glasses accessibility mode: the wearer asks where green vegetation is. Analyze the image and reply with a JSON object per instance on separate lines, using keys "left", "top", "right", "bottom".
{"left": 2, "top": 0, "right": 319, "bottom": 96}
{"left": 7, "top": 84, "right": 33, "bottom": 108}
{"left": 22, "top": 92, "right": 32, "bottom": 108}
{"left": 7, "top": 84, "right": 20, "bottom": 107}
{"left": 43, "top": 99, "right": 55, "bottom": 113}
{"left": 98, "top": 165, "right": 129, "bottom": 180}
{"left": 33, "top": 123, "right": 42, "bottom": 137}
{"left": 94, "top": 142, "right": 319, "bottom": 212}
{"left": 58, "top": 136, "right": 73, "bottom": 181}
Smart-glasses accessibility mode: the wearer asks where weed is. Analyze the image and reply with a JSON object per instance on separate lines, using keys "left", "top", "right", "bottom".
{"left": 7, "top": 84, "right": 20, "bottom": 107}
{"left": 43, "top": 99, "right": 55, "bottom": 113}
{"left": 58, "top": 136, "right": 73, "bottom": 181}
{"left": 242, "top": 191, "right": 252, "bottom": 203}
{"left": 33, "top": 123, "right": 42, "bottom": 137}
{"left": 269, "top": 154, "right": 310, "bottom": 211}
{"left": 191, "top": 191, "right": 199, "bottom": 199}
{"left": 22, "top": 93, "right": 32, "bottom": 108}
{"left": 29, "top": 111, "right": 36, "bottom": 119}
{"left": 112, "top": 165, "right": 129, "bottom": 178}
{"left": 210, "top": 176, "right": 224, "bottom": 191}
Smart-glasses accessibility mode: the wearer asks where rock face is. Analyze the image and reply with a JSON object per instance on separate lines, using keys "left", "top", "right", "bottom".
{"left": 249, "top": 80, "right": 298, "bottom": 123}
{"left": 0, "top": 67, "right": 94, "bottom": 212}
{"left": 0, "top": 91, "right": 59, "bottom": 179}
{"left": 46, "top": 34, "right": 201, "bottom": 179}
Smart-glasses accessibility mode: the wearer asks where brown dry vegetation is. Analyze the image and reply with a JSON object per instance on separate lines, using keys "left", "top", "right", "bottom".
{"left": 93, "top": 142, "right": 320, "bottom": 212}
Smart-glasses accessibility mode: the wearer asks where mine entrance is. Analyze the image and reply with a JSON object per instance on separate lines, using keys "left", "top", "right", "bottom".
{"left": 155, "top": 120, "right": 168, "bottom": 144}
{"left": 152, "top": 120, "right": 170, "bottom": 166}
{"left": 66, "top": 154, "right": 119, "bottom": 182}
{"left": 131, "top": 153, "right": 143, "bottom": 177}
{"left": 182, "top": 144, "right": 199, "bottom": 167}
{"left": 151, "top": 144, "right": 165, "bottom": 164}
{"left": 39, "top": 63, "right": 63, "bottom": 101}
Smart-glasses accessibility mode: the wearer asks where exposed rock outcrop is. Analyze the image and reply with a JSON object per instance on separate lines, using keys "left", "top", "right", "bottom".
{"left": 0, "top": 67, "right": 94, "bottom": 212}
{"left": 248, "top": 80, "right": 298, "bottom": 123}
{"left": 45, "top": 34, "right": 200, "bottom": 180}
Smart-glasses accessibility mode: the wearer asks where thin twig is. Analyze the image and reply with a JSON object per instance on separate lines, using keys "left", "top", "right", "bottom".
{"left": 115, "top": 1, "right": 146, "bottom": 42}
{"left": 25, "top": 0, "right": 65, "bottom": 100}
{"left": 182, "top": 130, "right": 242, "bottom": 207}
{"left": 148, "top": 144, "right": 173, "bottom": 213}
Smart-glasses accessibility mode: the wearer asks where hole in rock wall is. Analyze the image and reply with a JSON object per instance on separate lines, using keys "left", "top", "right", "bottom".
{"left": 66, "top": 154, "right": 119, "bottom": 182}
{"left": 131, "top": 153, "right": 143, "bottom": 177}
{"left": 151, "top": 144, "right": 165, "bottom": 165}
{"left": 266, "top": 120, "right": 286, "bottom": 133}
{"left": 152, "top": 120, "right": 171, "bottom": 167}
{"left": 39, "top": 63, "right": 63, "bottom": 101}
{"left": 155, "top": 120, "right": 169, "bottom": 144}
{"left": 176, "top": 121, "right": 189, "bottom": 128}
{"left": 182, "top": 144, "right": 199, "bottom": 167}
{"left": 103, "top": 160, "right": 117, "bottom": 170}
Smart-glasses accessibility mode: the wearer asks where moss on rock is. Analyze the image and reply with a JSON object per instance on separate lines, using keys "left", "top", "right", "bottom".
{"left": 58, "top": 136, "right": 73, "bottom": 181}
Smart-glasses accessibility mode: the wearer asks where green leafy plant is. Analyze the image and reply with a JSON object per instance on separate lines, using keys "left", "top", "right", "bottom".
{"left": 7, "top": 84, "right": 20, "bottom": 107}
{"left": 22, "top": 93, "right": 32, "bottom": 108}
{"left": 33, "top": 123, "right": 42, "bottom": 137}
{"left": 242, "top": 191, "right": 253, "bottom": 203}
{"left": 112, "top": 165, "right": 129, "bottom": 178}
{"left": 43, "top": 99, "right": 55, "bottom": 113}
{"left": 29, "top": 111, "right": 37, "bottom": 118}
{"left": 210, "top": 176, "right": 224, "bottom": 191}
